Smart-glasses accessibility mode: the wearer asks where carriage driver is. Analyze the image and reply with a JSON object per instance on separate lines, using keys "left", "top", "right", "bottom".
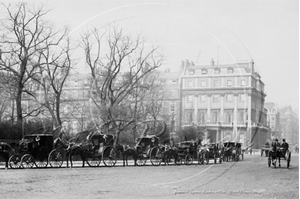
{"left": 281, "top": 139, "right": 289, "bottom": 157}
{"left": 271, "top": 139, "right": 280, "bottom": 152}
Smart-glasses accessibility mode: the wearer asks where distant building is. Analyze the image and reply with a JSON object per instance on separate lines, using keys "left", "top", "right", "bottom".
{"left": 265, "top": 102, "right": 280, "bottom": 140}
{"left": 279, "top": 106, "right": 299, "bottom": 146}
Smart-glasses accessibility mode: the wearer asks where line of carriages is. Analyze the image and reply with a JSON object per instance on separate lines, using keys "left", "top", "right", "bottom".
{"left": 0, "top": 131, "right": 245, "bottom": 169}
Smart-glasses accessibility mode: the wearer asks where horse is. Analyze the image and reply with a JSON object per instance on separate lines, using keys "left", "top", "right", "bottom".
{"left": 269, "top": 147, "right": 288, "bottom": 168}
{"left": 0, "top": 142, "right": 11, "bottom": 169}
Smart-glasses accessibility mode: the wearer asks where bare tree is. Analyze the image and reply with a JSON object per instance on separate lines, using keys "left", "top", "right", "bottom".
{"left": 81, "top": 26, "right": 164, "bottom": 145}
{"left": 0, "top": 3, "right": 70, "bottom": 128}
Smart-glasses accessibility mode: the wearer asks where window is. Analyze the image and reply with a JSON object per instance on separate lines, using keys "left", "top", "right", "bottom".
{"left": 226, "top": 94, "right": 233, "bottom": 101}
{"left": 200, "top": 95, "right": 206, "bottom": 102}
{"left": 198, "top": 111, "right": 206, "bottom": 124}
{"left": 188, "top": 81, "right": 194, "bottom": 87}
{"left": 201, "top": 69, "right": 207, "bottom": 74}
{"left": 214, "top": 69, "right": 220, "bottom": 74}
{"left": 238, "top": 110, "right": 245, "bottom": 124}
{"left": 188, "top": 69, "right": 195, "bottom": 75}
{"left": 228, "top": 68, "right": 234, "bottom": 74}
{"left": 214, "top": 80, "right": 219, "bottom": 87}
{"left": 240, "top": 94, "right": 246, "bottom": 101}
{"left": 172, "top": 80, "right": 177, "bottom": 83}
{"left": 187, "top": 95, "right": 193, "bottom": 102}
{"left": 186, "top": 110, "right": 193, "bottom": 123}
{"left": 225, "top": 110, "right": 233, "bottom": 124}
{"left": 227, "top": 80, "right": 232, "bottom": 87}
{"left": 211, "top": 110, "right": 220, "bottom": 124}
{"left": 213, "top": 94, "right": 219, "bottom": 102}
{"left": 201, "top": 80, "right": 207, "bottom": 87}
{"left": 241, "top": 79, "right": 246, "bottom": 86}
{"left": 170, "top": 103, "right": 175, "bottom": 112}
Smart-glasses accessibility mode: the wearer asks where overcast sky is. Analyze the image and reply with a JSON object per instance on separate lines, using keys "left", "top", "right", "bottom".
{"left": 1, "top": 0, "right": 299, "bottom": 113}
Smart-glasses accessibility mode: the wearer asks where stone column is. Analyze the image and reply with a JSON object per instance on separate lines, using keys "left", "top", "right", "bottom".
{"left": 233, "top": 93, "right": 238, "bottom": 141}
{"left": 207, "top": 93, "right": 211, "bottom": 124}
{"left": 194, "top": 94, "right": 198, "bottom": 124}
{"left": 247, "top": 92, "right": 252, "bottom": 145}
{"left": 220, "top": 93, "right": 225, "bottom": 124}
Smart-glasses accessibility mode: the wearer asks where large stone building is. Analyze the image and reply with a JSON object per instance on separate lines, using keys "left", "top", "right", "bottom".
{"left": 161, "top": 59, "right": 269, "bottom": 148}
{"left": 265, "top": 102, "right": 280, "bottom": 139}
{"left": 279, "top": 106, "right": 299, "bottom": 146}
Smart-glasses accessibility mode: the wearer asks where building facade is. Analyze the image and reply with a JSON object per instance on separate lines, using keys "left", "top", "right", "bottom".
{"left": 265, "top": 102, "right": 280, "bottom": 140}
{"left": 279, "top": 106, "right": 299, "bottom": 146}
{"left": 177, "top": 59, "right": 269, "bottom": 148}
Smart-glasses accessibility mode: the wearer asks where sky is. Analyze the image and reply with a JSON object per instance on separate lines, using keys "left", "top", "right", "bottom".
{"left": 1, "top": 0, "right": 299, "bottom": 113}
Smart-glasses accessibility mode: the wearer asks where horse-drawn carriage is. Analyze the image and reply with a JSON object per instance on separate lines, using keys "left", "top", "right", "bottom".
{"left": 8, "top": 134, "right": 63, "bottom": 169}
{"left": 176, "top": 141, "right": 199, "bottom": 165}
{"left": 199, "top": 143, "right": 223, "bottom": 164}
{"left": 223, "top": 142, "right": 244, "bottom": 162}
{"left": 133, "top": 135, "right": 163, "bottom": 166}
{"left": 65, "top": 132, "right": 119, "bottom": 167}
{"left": 261, "top": 143, "right": 271, "bottom": 157}
{"left": 268, "top": 147, "right": 291, "bottom": 168}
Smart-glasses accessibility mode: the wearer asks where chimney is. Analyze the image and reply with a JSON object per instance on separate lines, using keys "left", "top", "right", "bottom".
{"left": 249, "top": 59, "right": 254, "bottom": 74}
{"left": 186, "top": 60, "right": 190, "bottom": 67}
{"left": 210, "top": 59, "right": 215, "bottom": 66}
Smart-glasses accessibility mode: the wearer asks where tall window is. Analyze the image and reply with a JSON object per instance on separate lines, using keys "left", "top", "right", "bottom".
{"left": 170, "top": 103, "right": 175, "bottom": 112}
{"left": 227, "top": 80, "right": 232, "bottom": 87}
{"left": 213, "top": 94, "right": 219, "bottom": 102}
{"left": 187, "top": 95, "right": 193, "bottom": 102}
{"left": 188, "top": 81, "right": 194, "bottom": 87}
{"left": 198, "top": 111, "right": 206, "bottom": 124}
{"left": 201, "top": 80, "right": 207, "bottom": 87}
{"left": 186, "top": 110, "right": 193, "bottom": 123}
{"left": 212, "top": 111, "right": 219, "bottom": 124}
{"left": 214, "top": 80, "right": 219, "bottom": 87}
{"left": 200, "top": 95, "right": 206, "bottom": 102}
{"left": 241, "top": 79, "right": 246, "bottom": 86}
{"left": 240, "top": 94, "right": 246, "bottom": 101}
{"left": 225, "top": 110, "right": 233, "bottom": 124}
{"left": 226, "top": 94, "right": 233, "bottom": 102}
{"left": 238, "top": 110, "right": 245, "bottom": 124}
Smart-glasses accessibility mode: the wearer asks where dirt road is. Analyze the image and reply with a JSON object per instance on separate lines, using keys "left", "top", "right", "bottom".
{"left": 1, "top": 153, "right": 298, "bottom": 199}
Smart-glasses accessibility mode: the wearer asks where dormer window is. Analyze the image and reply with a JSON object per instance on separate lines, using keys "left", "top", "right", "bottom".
{"left": 214, "top": 68, "right": 221, "bottom": 74}
{"left": 201, "top": 69, "right": 207, "bottom": 74}
{"left": 227, "top": 68, "right": 234, "bottom": 74}
{"left": 188, "top": 69, "right": 195, "bottom": 75}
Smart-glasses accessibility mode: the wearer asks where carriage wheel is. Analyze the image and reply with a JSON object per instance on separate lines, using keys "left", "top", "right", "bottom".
{"left": 48, "top": 150, "right": 63, "bottom": 168}
{"left": 35, "top": 158, "right": 48, "bottom": 168}
{"left": 287, "top": 152, "right": 291, "bottom": 168}
{"left": 103, "top": 146, "right": 117, "bottom": 167}
{"left": 21, "top": 154, "right": 35, "bottom": 168}
{"left": 184, "top": 154, "right": 193, "bottom": 165}
{"left": 86, "top": 156, "right": 101, "bottom": 167}
{"left": 9, "top": 154, "right": 21, "bottom": 169}
{"left": 150, "top": 147, "right": 162, "bottom": 166}
{"left": 136, "top": 154, "right": 147, "bottom": 166}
